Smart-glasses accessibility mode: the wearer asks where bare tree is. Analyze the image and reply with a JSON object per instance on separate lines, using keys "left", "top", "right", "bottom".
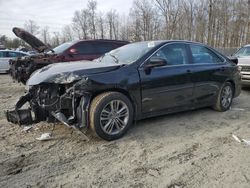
{"left": 72, "top": 10, "right": 89, "bottom": 39}
{"left": 87, "top": 0, "right": 97, "bottom": 39}
{"left": 40, "top": 26, "right": 50, "bottom": 44}
{"left": 19, "top": 0, "right": 249, "bottom": 50}
{"left": 106, "top": 10, "right": 119, "bottom": 40}
{"left": 97, "top": 12, "right": 105, "bottom": 39}
{"left": 24, "top": 20, "right": 40, "bottom": 35}
{"left": 50, "top": 32, "right": 60, "bottom": 47}
{"left": 155, "top": 0, "right": 181, "bottom": 39}
{"left": 246, "top": 0, "right": 250, "bottom": 43}
{"left": 61, "top": 25, "right": 74, "bottom": 42}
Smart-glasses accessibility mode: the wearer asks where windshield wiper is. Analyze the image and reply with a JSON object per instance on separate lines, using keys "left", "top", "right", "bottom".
{"left": 109, "top": 54, "right": 119, "bottom": 64}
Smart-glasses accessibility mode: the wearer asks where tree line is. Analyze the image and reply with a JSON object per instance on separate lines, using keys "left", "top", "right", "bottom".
{"left": 1, "top": 0, "right": 250, "bottom": 49}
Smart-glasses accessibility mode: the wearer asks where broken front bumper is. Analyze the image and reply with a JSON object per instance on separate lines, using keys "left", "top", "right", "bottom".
{"left": 6, "top": 109, "right": 33, "bottom": 125}
{"left": 5, "top": 89, "right": 91, "bottom": 129}
{"left": 5, "top": 93, "right": 36, "bottom": 125}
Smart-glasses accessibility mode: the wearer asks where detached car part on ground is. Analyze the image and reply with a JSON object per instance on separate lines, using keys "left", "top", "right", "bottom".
{"left": 232, "top": 44, "right": 250, "bottom": 87}
{"left": 9, "top": 27, "right": 128, "bottom": 84}
{"left": 6, "top": 41, "right": 241, "bottom": 141}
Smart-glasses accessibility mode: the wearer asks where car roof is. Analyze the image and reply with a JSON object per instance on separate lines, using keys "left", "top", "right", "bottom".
{"left": 73, "top": 39, "right": 129, "bottom": 44}
{"left": 157, "top": 40, "right": 208, "bottom": 45}
{"left": 243, "top": 44, "right": 250, "bottom": 47}
{"left": 128, "top": 40, "right": 210, "bottom": 47}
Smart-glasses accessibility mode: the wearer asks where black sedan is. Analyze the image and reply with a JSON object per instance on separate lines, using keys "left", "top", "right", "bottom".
{"left": 6, "top": 41, "right": 241, "bottom": 141}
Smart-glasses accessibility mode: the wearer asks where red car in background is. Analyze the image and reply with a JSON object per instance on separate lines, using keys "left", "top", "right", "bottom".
{"left": 9, "top": 27, "right": 129, "bottom": 84}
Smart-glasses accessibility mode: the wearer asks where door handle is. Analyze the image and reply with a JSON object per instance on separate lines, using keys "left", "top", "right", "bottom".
{"left": 186, "top": 69, "right": 192, "bottom": 73}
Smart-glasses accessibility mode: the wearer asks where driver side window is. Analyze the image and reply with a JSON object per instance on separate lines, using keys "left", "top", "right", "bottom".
{"left": 152, "top": 43, "right": 188, "bottom": 65}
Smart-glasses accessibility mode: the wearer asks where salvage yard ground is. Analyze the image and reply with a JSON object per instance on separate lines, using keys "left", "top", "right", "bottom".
{"left": 0, "top": 74, "right": 250, "bottom": 188}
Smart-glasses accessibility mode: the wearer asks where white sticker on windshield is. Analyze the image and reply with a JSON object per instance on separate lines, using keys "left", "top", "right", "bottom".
{"left": 148, "top": 42, "right": 155, "bottom": 48}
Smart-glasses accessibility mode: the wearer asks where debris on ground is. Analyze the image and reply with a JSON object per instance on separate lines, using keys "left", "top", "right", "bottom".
{"left": 230, "top": 108, "right": 246, "bottom": 111}
{"left": 242, "top": 139, "right": 250, "bottom": 146}
{"left": 22, "top": 126, "right": 32, "bottom": 132}
{"left": 1, "top": 75, "right": 250, "bottom": 188}
{"left": 36, "top": 133, "right": 53, "bottom": 141}
{"left": 232, "top": 134, "right": 242, "bottom": 143}
{"left": 232, "top": 134, "right": 250, "bottom": 146}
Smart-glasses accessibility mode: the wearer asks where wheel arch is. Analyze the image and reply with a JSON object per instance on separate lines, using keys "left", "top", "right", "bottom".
{"left": 90, "top": 88, "right": 138, "bottom": 120}
{"left": 226, "top": 79, "right": 235, "bottom": 97}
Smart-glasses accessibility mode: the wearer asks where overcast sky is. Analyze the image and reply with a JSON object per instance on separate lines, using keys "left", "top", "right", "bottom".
{"left": 0, "top": 0, "right": 134, "bottom": 38}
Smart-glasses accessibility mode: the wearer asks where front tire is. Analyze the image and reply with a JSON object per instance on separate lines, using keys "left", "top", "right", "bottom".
{"left": 90, "top": 92, "right": 134, "bottom": 141}
{"left": 213, "top": 82, "right": 233, "bottom": 112}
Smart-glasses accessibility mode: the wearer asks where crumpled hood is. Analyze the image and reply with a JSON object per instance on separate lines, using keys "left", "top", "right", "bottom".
{"left": 27, "top": 60, "right": 121, "bottom": 85}
{"left": 13, "top": 27, "right": 49, "bottom": 53}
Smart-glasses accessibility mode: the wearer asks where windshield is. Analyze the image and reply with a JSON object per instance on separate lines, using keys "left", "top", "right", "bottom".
{"left": 96, "top": 41, "right": 161, "bottom": 64}
{"left": 48, "top": 42, "right": 74, "bottom": 54}
{"left": 234, "top": 46, "right": 250, "bottom": 57}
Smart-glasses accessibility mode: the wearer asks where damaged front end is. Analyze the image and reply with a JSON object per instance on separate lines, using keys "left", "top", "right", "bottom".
{"left": 6, "top": 79, "right": 91, "bottom": 131}
{"left": 9, "top": 53, "right": 60, "bottom": 84}
{"left": 6, "top": 59, "right": 122, "bottom": 140}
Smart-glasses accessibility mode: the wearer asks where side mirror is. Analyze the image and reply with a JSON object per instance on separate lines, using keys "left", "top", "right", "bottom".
{"left": 68, "top": 48, "right": 79, "bottom": 55}
{"left": 228, "top": 56, "right": 238, "bottom": 65}
{"left": 145, "top": 57, "right": 167, "bottom": 69}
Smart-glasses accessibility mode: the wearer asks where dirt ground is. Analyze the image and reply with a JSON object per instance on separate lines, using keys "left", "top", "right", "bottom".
{"left": 0, "top": 74, "right": 250, "bottom": 188}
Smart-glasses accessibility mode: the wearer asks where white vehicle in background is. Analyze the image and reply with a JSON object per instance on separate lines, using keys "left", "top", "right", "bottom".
{"left": 0, "top": 50, "right": 29, "bottom": 73}
{"left": 233, "top": 45, "right": 250, "bottom": 86}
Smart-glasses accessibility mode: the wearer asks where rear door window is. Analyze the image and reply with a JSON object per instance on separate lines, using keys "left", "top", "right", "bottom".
{"left": 95, "top": 42, "right": 115, "bottom": 54}
{"left": 74, "top": 42, "right": 95, "bottom": 55}
{"left": 190, "top": 45, "right": 224, "bottom": 64}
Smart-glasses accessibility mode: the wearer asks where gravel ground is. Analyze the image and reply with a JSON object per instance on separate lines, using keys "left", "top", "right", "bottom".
{"left": 0, "top": 74, "right": 250, "bottom": 188}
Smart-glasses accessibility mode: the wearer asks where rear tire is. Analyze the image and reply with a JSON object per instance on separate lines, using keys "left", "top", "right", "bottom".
{"left": 213, "top": 82, "right": 233, "bottom": 112}
{"left": 90, "top": 92, "right": 134, "bottom": 141}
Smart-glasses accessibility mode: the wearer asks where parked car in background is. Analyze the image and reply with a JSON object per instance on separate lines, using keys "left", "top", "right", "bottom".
{"left": 233, "top": 44, "right": 250, "bottom": 87}
{"left": 0, "top": 50, "right": 29, "bottom": 73}
{"left": 6, "top": 40, "right": 241, "bottom": 141}
{"left": 9, "top": 27, "right": 129, "bottom": 84}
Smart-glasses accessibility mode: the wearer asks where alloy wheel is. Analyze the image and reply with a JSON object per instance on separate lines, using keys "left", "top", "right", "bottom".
{"left": 100, "top": 100, "right": 129, "bottom": 135}
{"left": 221, "top": 85, "right": 233, "bottom": 109}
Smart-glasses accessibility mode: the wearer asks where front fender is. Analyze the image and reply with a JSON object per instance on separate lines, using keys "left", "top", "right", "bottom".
{"left": 76, "top": 94, "right": 92, "bottom": 128}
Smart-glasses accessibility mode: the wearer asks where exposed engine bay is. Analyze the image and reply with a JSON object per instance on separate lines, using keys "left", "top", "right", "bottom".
{"left": 9, "top": 53, "right": 60, "bottom": 84}
{"left": 6, "top": 80, "right": 91, "bottom": 132}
